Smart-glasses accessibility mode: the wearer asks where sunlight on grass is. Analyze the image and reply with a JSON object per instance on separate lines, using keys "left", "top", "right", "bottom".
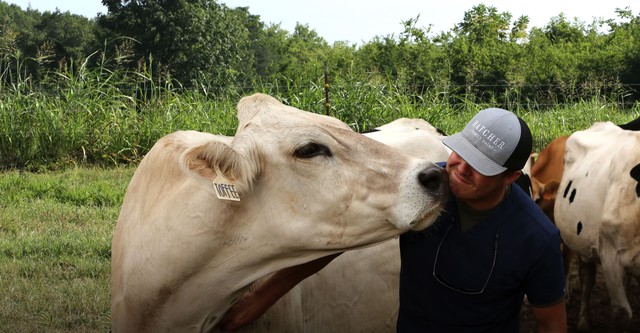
{"left": 0, "top": 167, "right": 133, "bottom": 332}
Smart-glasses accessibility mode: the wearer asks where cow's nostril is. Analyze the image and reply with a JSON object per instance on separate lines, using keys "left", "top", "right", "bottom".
{"left": 418, "top": 167, "right": 445, "bottom": 192}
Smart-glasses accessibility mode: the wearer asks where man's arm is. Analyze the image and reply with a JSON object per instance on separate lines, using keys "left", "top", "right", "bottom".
{"left": 219, "top": 253, "right": 341, "bottom": 331}
{"left": 530, "top": 300, "right": 567, "bottom": 333}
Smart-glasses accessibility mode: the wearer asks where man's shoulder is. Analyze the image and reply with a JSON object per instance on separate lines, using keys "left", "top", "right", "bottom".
{"left": 506, "top": 185, "right": 559, "bottom": 238}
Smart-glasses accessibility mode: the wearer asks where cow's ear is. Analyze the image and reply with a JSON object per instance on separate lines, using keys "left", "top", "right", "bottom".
{"left": 531, "top": 177, "right": 543, "bottom": 199}
{"left": 236, "top": 93, "right": 282, "bottom": 131}
{"left": 179, "top": 139, "right": 261, "bottom": 195}
{"left": 542, "top": 181, "right": 560, "bottom": 200}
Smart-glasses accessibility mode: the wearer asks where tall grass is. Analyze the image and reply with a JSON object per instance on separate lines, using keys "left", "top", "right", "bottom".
{"left": 2, "top": 52, "right": 639, "bottom": 171}
{"left": 0, "top": 51, "right": 242, "bottom": 170}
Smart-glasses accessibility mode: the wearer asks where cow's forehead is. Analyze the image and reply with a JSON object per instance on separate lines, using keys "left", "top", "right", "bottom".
{"left": 284, "top": 106, "right": 352, "bottom": 130}
{"left": 376, "top": 118, "right": 436, "bottom": 131}
{"left": 236, "top": 93, "right": 351, "bottom": 133}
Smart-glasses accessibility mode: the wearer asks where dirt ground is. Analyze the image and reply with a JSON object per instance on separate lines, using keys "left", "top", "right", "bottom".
{"left": 519, "top": 257, "right": 640, "bottom": 332}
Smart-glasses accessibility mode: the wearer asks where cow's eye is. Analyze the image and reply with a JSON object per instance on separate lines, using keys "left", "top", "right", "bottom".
{"left": 294, "top": 142, "right": 332, "bottom": 158}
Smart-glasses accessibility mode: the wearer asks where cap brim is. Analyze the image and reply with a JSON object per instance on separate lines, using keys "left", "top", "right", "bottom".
{"left": 442, "top": 133, "right": 507, "bottom": 176}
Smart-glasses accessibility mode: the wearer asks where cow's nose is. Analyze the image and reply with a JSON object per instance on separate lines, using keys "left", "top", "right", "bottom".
{"left": 418, "top": 166, "right": 448, "bottom": 194}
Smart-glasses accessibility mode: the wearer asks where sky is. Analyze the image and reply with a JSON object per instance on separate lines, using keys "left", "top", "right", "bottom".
{"left": 5, "top": 0, "right": 638, "bottom": 45}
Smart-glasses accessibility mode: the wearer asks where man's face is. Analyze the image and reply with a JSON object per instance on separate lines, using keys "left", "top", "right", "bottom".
{"left": 445, "top": 151, "right": 510, "bottom": 204}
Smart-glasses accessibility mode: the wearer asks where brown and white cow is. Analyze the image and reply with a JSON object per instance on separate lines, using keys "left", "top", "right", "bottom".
{"left": 554, "top": 121, "right": 640, "bottom": 331}
{"left": 110, "top": 94, "right": 449, "bottom": 332}
{"left": 530, "top": 135, "right": 568, "bottom": 200}
{"left": 528, "top": 135, "right": 573, "bottom": 276}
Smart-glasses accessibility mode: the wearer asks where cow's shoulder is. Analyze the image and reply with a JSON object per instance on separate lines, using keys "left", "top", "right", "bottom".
{"left": 374, "top": 117, "right": 446, "bottom": 136}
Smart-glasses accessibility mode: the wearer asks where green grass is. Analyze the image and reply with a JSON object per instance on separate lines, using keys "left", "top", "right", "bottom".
{"left": 0, "top": 167, "right": 133, "bottom": 332}
{"left": 2, "top": 55, "right": 638, "bottom": 171}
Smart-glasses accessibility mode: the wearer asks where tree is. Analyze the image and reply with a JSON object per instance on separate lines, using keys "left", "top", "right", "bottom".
{"left": 98, "top": 0, "right": 252, "bottom": 89}
{"left": 353, "top": 16, "right": 453, "bottom": 96}
{"left": 0, "top": 2, "right": 98, "bottom": 84}
{"left": 607, "top": 8, "right": 640, "bottom": 101}
{"left": 0, "top": 2, "right": 20, "bottom": 58}
{"left": 253, "top": 23, "right": 289, "bottom": 80}
{"left": 446, "top": 4, "right": 525, "bottom": 103}
{"left": 280, "top": 23, "right": 330, "bottom": 84}
{"left": 36, "top": 11, "right": 98, "bottom": 67}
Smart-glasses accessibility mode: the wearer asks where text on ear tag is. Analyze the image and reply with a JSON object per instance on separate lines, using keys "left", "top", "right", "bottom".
{"left": 213, "top": 171, "right": 240, "bottom": 201}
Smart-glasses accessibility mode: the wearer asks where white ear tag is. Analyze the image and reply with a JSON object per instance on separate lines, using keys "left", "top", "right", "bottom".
{"left": 213, "top": 168, "right": 240, "bottom": 201}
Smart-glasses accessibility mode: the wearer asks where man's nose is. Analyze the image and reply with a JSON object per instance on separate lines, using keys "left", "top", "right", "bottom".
{"left": 458, "top": 159, "right": 473, "bottom": 175}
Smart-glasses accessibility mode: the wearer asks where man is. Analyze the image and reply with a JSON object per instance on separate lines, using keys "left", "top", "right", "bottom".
{"left": 397, "top": 108, "right": 566, "bottom": 332}
{"left": 221, "top": 108, "right": 567, "bottom": 332}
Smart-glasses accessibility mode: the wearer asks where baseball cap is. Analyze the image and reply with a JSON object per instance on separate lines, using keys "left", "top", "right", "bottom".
{"left": 442, "top": 108, "right": 532, "bottom": 176}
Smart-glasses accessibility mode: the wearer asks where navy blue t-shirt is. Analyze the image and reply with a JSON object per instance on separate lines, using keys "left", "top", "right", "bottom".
{"left": 397, "top": 181, "right": 565, "bottom": 333}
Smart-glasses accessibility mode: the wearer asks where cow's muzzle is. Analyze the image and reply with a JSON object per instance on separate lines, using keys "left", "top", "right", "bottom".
{"left": 418, "top": 165, "right": 449, "bottom": 199}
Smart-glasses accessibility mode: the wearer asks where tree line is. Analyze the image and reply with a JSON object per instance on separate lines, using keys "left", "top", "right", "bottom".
{"left": 1, "top": 0, "right": 639, "bottom": 109}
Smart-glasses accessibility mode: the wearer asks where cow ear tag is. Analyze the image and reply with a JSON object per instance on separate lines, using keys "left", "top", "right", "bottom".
{"left": 213, "top": 167, "right": 241, "bottom": 201}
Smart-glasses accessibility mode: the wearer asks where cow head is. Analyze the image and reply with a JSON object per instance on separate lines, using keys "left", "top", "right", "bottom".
{"left": 532, "top": 178, "right": 560, "bottom": 222}
{"left": 179, "top": 94, "right": 448, "bottom": 239}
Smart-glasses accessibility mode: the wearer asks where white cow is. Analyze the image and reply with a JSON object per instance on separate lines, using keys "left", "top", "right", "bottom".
{"left": 229, "top": 118, "right": 452, "bottom": 333}
{"left": 554, "top": 121, "right": 640, "bottom": 331}
{"left": 110, "top": 94, "right": 449, "bottom": 332}
{"left": 373, "top": 117, "right": 446, "bottom": 135}
{"left": 364, "top": 117, "right": 449, "bottom": 158}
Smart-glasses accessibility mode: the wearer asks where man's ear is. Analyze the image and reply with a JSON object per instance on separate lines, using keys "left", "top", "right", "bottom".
{"left": 504, "top": 170, "right": 522, "bottom": 185}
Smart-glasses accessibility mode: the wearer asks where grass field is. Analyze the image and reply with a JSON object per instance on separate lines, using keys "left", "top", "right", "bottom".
{"left": 0, "top": 167, "right": 134, "bottom": 332}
